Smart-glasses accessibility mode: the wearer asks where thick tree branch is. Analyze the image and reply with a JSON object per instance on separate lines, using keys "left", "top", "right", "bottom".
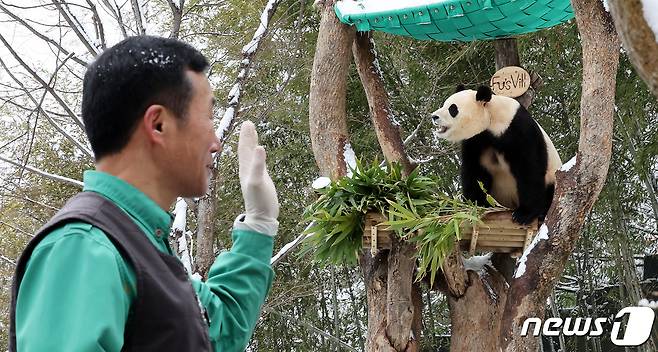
{"left": 608, "top": 0, "right": 658, "bottom": 99}
{"left": 352, "top": 32, "right": 413, "bottom": 174}
{"left": 308, "top": 0, "right": 354, "bottom": 180}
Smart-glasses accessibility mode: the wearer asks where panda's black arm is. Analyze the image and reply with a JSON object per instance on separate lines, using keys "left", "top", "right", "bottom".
{"left": 499, "top": 109, "right": 551, "bottom": 224}
{"left": 507, "top": 149, "right": 547, "bottom": 224}
{"left": 460, "top": 148, "right": 492, "bottom": 206}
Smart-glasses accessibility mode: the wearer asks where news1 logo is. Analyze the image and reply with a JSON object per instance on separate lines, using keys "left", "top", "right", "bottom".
{"left": 520, "top": 306, "right": 656, "bottom": 346}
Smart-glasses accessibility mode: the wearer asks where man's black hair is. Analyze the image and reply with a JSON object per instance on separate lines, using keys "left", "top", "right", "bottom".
{"left": 82, "top": 36, "right": 209, "bottom": 160}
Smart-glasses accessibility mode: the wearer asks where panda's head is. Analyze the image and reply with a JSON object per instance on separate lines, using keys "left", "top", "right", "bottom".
{"left": 431, "top": 85, "right": 493, "bottom": 142}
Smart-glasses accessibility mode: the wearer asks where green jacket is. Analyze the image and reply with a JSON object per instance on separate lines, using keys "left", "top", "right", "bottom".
{"left": 15, "top": 171, "right": 274, "bottom": 351}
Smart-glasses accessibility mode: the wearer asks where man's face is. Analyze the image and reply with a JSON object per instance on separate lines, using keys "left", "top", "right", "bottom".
{"left": 166, "top": 70, "right": 220, "bottom": 197}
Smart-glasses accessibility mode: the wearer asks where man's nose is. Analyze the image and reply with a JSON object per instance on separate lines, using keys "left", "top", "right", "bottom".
{"left": 210, "top": 133, "right": 221, "bottom": 153}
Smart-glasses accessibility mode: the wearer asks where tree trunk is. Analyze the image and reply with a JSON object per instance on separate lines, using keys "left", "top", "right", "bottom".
{"left": 607, "top": 0, "right": 658, "bottom": 99}
{"left": 352, "top": 32, "right": 413, "bottom": 175}
{"left": 352, "top": 31, "right": 421, "bottom": 351}
{"left": 448, "top": 269, "right": 508, "bottom": 352}
{"left": 195, "top": 168, "right": 222, "bottom": 278}
{"left": 500, "top": 0, "right": 620, "bottom": 350}
{"left": 308, "top": 0, "right": 354, "bottom": 181}
{"left": 493, "top": 38, "right": 543, "bottom": 111}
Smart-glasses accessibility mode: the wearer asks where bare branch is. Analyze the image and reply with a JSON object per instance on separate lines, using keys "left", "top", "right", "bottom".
{"left": 131, "top": 0, "right": 145, "bottom": 35}
{"left": 86, "top": 0, "right": 107, "bottom": 50}
{"left": 0, "top": 155, "right": 83, "bottom": 188}
{"left": 98, "top": 0, "right": 129, "bottom": 38}
{"left": 0, "top": 192, "right": 59, "bottom": 211}
{"left": 0, "top": 220, "right": 34, "bottom": 238}
{"left": 264, "top": 308, "right": 358, "bottom": 352}
{"left": 0, "top": 254, "right": 16, "bottom": 266}
{"left": 51, "top": 0, "right": 99, "bottom": 56}
{"left": 16, "top": 51, "right": 67, "bottom": 184}
{"left": 215, "top": 0, "right": 282, "bottom": 144}
{"left": 270, "top": 222, "right": 314, "bottom": 266}
{"left": 0, "top": 32, "right": 86, "bottom": 129}
{"left": 0, "top": 55, "right": 93, "bottom": 158}
{"left": 0, "top": 2, "right": 87, "bottom": 67}
{"left": 166, "top": 0, "right": 183, "bottom": 38}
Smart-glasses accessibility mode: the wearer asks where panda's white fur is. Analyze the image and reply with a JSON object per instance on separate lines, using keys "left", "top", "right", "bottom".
{"left": 431, "top": 86, "right": 562, "bottom": 224}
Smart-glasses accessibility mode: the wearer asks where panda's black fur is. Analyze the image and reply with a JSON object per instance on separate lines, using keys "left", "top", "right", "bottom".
{"left": 433, "top": 85, "right": 559, "bottom": 225}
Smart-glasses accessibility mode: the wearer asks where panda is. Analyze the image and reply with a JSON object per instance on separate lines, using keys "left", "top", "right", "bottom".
{"left": 431, "top": 85, "right": 562, "bottom": 225}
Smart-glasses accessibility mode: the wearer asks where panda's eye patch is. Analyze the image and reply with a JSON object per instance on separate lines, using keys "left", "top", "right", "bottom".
{"left": 448, "top": 104, "right": 459, "bottom": 117}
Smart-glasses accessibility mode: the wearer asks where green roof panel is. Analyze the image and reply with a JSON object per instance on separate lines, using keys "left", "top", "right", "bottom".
{"left": 334, "top": 0, "right": 575, "bottom": 42}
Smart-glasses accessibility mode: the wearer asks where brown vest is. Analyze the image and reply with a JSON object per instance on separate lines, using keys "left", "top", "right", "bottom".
{"left": 10, "top": 192, "right": 211, "bottom": 351}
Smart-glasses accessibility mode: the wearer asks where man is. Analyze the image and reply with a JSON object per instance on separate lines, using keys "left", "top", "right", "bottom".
{"left": 9, "top": 36, "right": 279, "bottom": 351}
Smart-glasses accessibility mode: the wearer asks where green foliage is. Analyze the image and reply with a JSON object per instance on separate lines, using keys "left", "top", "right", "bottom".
{"left": 301, "top": 160, "right": 488, "bottom": 285}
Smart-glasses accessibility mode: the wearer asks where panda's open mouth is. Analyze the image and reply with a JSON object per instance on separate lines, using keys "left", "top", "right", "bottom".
{"left": 436, "top": 126, "right": 449, "bottom": 134}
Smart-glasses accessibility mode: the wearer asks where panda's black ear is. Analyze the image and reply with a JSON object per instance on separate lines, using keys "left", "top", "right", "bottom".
{"left": 455, "top": 84, "right": 466, "bottom": 93}
{"left": 476, "top": 85, "right": 492, "bottom": 103}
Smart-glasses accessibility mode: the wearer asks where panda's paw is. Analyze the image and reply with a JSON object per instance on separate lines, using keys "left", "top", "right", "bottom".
{"left": 512, "top": 209, "right": 538, "bottom": 225}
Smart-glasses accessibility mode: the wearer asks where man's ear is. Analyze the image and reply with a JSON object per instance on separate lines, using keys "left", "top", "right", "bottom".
{"left": 142, "top": 104, "right": 167, "bottom": 144}
{"left": 476, "top": 85, "right": 492, "bottom": 104}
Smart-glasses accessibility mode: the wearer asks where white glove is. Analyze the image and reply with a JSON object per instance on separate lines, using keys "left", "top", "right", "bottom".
{"left": 234, "top": 120, "right": 279, "bottom": 236}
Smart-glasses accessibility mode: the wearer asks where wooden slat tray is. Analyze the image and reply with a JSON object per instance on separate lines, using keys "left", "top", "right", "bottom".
{"left": 361, "top": 211, "right": 539, "bottom": 256}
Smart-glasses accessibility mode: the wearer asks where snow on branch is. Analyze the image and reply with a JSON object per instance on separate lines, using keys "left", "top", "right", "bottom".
{"left": 343, "top": 143, "right": 357, "bottom": 177}
{"left": 171, "top": 197, "right": 193, "bottom": 274}
{"left": 561, "top": 155, "right": 577, "bottom": 172}
{"left": 131, "top": 0, "right": 146, "bottom": 35}
{"left": 271, "top": 222, "right": 315, "bottom": 266}
{"left": 51, "top": 0, "right": 100, "bottom": 57}
{"left": 1, "top": 254, "right": 16, "bottom": 266}
{"left": 97, "top": 0, "right": 129, "bottom": 38}
{"left": 0, "top": 155, "right": 84, "bottom": 188}
{"left": 514, "top": 224, "right": 549, "bottom": 278}
{"left": 216, "top": 0, "right": 281, "bottom": 143}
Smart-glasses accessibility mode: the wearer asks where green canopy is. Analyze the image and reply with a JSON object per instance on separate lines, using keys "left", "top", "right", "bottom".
{"left": 334, "top": 0, "right": 575, "bottom": 42}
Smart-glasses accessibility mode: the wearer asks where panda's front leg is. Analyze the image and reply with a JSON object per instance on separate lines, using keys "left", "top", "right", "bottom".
{"left": 509, "top": 164, "right": 546, "bottom": 225}
{"left": 461, "top": 160, "right": 493, "bottom": 207}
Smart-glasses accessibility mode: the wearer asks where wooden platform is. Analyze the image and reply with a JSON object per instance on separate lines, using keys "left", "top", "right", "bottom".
{"left": 362, "top": 211, "right": 539, "bottom": 256}
{"left": 459, "top": 210, "right": 538, "bottom": 256}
